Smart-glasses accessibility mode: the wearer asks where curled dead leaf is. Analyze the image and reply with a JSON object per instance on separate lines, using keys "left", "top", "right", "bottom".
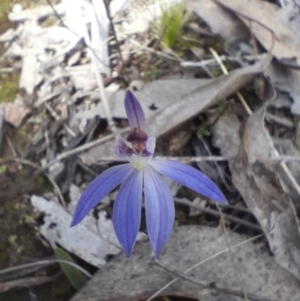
{"left": 232, "top": 106, "right": 300, "bottom": 280}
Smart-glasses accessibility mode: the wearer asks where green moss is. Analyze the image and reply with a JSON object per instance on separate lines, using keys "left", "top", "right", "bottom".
{"left": 154, "top": 0, "right": 190, "bottom": 50}
{"left": 0, "top": 73, "right": 19, "bottom": 103}
{"left": 0, "top": 0, "right": 59, "bottom": 32}
{"left": 35, "top": 175, "right": 52, "bottom": 195}
{"left": 160, "top": 2, "right": 185, "bottom": 48}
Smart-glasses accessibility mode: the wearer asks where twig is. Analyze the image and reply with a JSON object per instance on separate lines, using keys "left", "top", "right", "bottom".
{"left": 83, "top": 30, "right": 117, "bottom": 135}
{"left": 5, "top": 135, "right": 18, "bottom": 160}
{"left": 174, "top": 198, "right": 261, "bottom": 232}
{"left": 199, "top": 137, "right": 234, "bottom": 191}
{"left": 131, "top": 39, "right": 182, "bottom": 62}
{"left": 94, "top": 155, "right": 231, "bottom": 163}
{"left": 216, "top": 204, "right": 249, "bottom": 300}
{"left": 0, "top": 275, "right": 54, "bottom": 293}
{"left": 265, "top": 113, "right": 294, "bottom": 128}
{"left": 41, "top": 126, "right": 130, "bottom": 171}
{"left": 155, "top": 260, "right": 273, "bottom": 301}
{"left": 210, "top": 48, "right": 252, "bottom": 115}
{"left": 155, "top": 155, "right": 231, "bottom": 162}
{"left": 181, "top": 54, "right": 266, "bottom": 68}
{"left": 0, "top": 67, "right": 14, "bottom": 73}
{"left": 77, "top": 160, "right": 98, "bottom": 177}
{"left": 0, "top": 259, "right": 92, "bottom": 278}
{"left": 272, "top": 155, "right": 300, "bottom": 162}
{"left": 145, "top": 234, "right": 263, "bottom": 301}
{"left": 44, "top": 103, "right": 77, "bottom": 137}
{"left": 103, "top": 0, "right": 124, "bottom": 66}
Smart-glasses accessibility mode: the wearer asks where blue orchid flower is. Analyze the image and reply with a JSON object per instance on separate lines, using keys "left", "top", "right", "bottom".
{"left": 71, "top": 90, "right": 227, "bottom": 257}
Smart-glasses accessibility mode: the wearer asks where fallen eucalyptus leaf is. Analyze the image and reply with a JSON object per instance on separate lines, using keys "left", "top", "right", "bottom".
{"left": 70, "top": 226, "right": 300, "bottom": 301}
{"left": 187, "top": 0, "right": 249, "bottom": 46}
{"left": 232, "top": 106, "right": 300, "bottom": 280}
{"left": 31, "top": 195, "right": 120, "bottom": 267}
{"left": 265, "top": 61, "right": 300, "bottom": 115}
{"left": 215, "top": 0, "right": 300, "bottom": 68}
{"left": 147, "top": 58, "right": 267, "bottom": 136}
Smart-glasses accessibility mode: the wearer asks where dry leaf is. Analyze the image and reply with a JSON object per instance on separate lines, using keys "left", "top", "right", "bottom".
{"left": 147, "top": 58, "right": 267, "bottom": 137}
{"left": 31, "top": 195, "right": 120, "bottom": 267}
{"left": 70, "top": 226, "right": 300, "bottom": 301}
{"left": 273, "top": 138, "right": 300, "bottom": 209}
{"left": 3, "top": 102, "right": 30, "bottom": 128}
{"left": 187, "top": 0, "right": 249, "bottom": 46}
{"left": 215, "top": 0, "right": 300, "bottom": 68}
{"left": 210, "top": 106, "right": 242, "bottom": 169}
{"left": 232, "top": 106, "right": 300, "bottom": 280}
{"left": 265, "top": 61, "right": 300, "bottom": 115}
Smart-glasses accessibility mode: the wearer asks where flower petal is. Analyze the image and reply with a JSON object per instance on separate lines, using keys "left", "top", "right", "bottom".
{"left": 113, "top": 169, "right": 143, "bottom": 257}
{"left": 150, "top": 160, "right": 227, "bottom": 203}
{"left": 71, "top": 164, "right": 132, "bottom": 226}
{"left": 144, "top": 166, "right": 175, "bottom": 257}
{"left": 125, "top": 90, "right": 146, "bottom": 131}
{"left": 115, "top": 137, "right": 133, "bottom": 158}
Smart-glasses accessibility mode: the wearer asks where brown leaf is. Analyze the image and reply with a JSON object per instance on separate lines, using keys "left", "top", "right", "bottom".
{"left": 210, "top": 106, "right": 242, "bottom": 169}
{"left": 187, "top": 0, "right": 249, "bottom": 46}
{"left": 147, "top": 58, "right": 267, "bottom": 137}
{"left": 273, "top": 138, "right": 300, "bottom": 210}
{"left": 232, "top": 106, "right": 300, "bottom": 280}
{"left": 214, "top": 0, "right": 300, "bottom": 68}
{"left": 70, "top": 226, "right": 300, "bottom": 301}
{"left": 265, "top": 60, "right": 300, "bottom": 115}
{"left": 3, "top": 102, "right": 30, "bottom": 128}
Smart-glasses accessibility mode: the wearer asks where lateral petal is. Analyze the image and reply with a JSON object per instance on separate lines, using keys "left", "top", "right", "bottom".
{"left": 113, "top": 169, "right": 143, "bottom": 257}
{"left": 144, "top": 166, "right": 175, "bottom": 257}
{"left": 71, "top": 164, "right": 132, "bottom": 226}
{"left": 115, "top": 137, "right": 133, "bottom": 158}
{"left": 125, "top": 90, "right": 146, "bottom": 131}
{"left": 150, "top": 160, "right": 227, "bottom": 203}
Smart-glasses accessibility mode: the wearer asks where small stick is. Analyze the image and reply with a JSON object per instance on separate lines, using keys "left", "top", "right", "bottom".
{"left": 210, "top": 48, "right": 252, "bottom": 115}
{"left": 0, "top": 275, "right": 54, "bottom": 293}
{"left": 174, "top": 198, "right": 261, "bottom": 232}
{"left": 216, "top": 204, "right": 249, "bottom": 300}
{"left": 41, "top": 127, "right": 130, "bottom": 171}
{"left": 145, "top": 234, "right": 263, "bottom": 301}
{"left": 0, "top": 259, "right": 92, "bottom": 278}
{"left": 155, "top": 260, "right": 274, "bottom": 301}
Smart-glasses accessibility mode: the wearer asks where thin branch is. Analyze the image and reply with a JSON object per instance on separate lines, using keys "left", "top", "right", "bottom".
{"left": 216, "top": 204, "right": 249, "bottom": 300}
{"left": 0, "top": 259, "right": 92, "bottom": 279}
{"left": 272, "top": 155, "right": 300, "bottom": 162}
{"left": 41, "top": 126, "right": 130, "bottom": 171}
{"left": 0, "top": 275, "right": 55, "bottom": 293}
{"left": 174, "top": 198, "right": 261, "bottom": 232}
{"left": 155, "top": 260, "right": 274, "bottom": 301}
{"left": 210, "top": 48, "right": 252, "bottom": 115}
{"left": 145, "top": 234, "right": 263, "bottom": 301}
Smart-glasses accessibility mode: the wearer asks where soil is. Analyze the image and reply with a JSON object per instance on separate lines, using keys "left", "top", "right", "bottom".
{"left": 0, "top": 162, "right": 75, "bottom": 301}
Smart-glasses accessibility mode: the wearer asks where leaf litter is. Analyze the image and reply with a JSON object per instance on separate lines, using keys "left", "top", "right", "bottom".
{"left": 0, "top": 0, "right": 300, "bottom": 300}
